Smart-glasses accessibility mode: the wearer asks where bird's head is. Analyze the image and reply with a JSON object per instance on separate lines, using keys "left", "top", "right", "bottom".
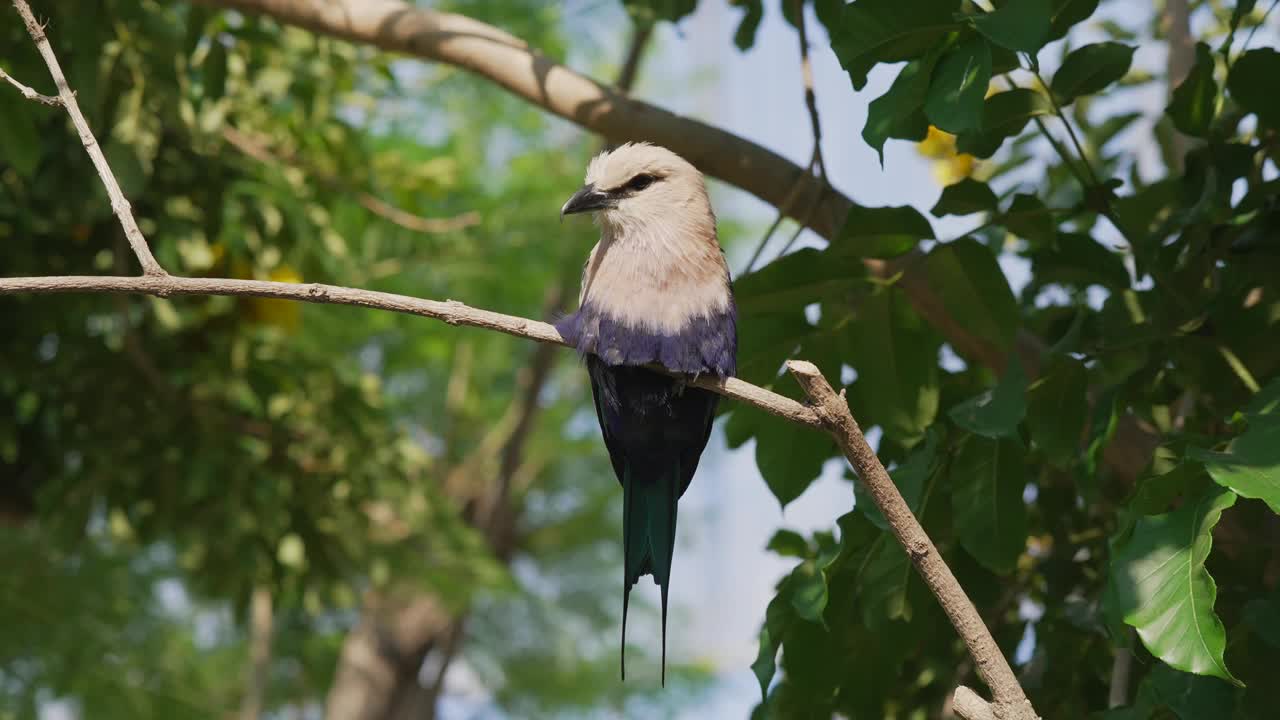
{"left": 560, "top": 142, "right": 713, "bottom": 236}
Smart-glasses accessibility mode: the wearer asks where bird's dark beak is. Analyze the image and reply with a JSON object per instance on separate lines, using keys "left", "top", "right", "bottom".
{"left": 560, "top": 183, "right": 613, "bottom": 219}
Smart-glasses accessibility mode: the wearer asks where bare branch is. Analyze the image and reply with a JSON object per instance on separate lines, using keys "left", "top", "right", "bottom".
{"left": 221, "top": 127, "right": 480, "bottom": 234}
{"left": 0, "top": 66, "right": 60, "bottom": 105}
{"left": 952, "top": 686, "right": 997, "bottom": 720}
{"left": 0, "top": 273, "right": 823, "bottom": 429}
{"left": 786, "top": 360, "right": 1041, "bottom": 720}
{"left": 10, "top": 0, "right": 167, "bottom": 276}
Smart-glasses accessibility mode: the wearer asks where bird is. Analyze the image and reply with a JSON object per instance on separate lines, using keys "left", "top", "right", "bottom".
{"left": 556, "top": 142, "right": 737, "bottom": 684}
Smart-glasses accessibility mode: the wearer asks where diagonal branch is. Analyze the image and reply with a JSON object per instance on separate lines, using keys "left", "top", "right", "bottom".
{"left": 188, "top": 0, "right": 848, "bottom": 242}
{"left": 9, "top": 0, "right": 166, "bottom": 276}
{"left": 786, "top": 361, "right": 1040, "bottom": 720}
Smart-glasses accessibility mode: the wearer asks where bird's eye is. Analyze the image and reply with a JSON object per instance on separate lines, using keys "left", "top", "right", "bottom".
{"left": 624, "top": 173, "right": 657, "bottom": 192}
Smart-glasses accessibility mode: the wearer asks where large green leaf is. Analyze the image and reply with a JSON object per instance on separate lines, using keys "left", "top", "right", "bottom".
{"left": 752, "top": 593, "right": 795, "bottom": 701}
{"left": 924, "top": 34, "right": 992, "bottom": 134}
{"left": 1001, "top": 193, "right": 1056, "bottom": 243}
{"left": 1047, "top": 0, "right": 1100, "bottom": 41}
{"left": 1190, "top": 417, "right": 1280, "bottom": 514}
{"left": 1026, "top": 356, "right": 1088, "bottom": 463}
{"left": 729, "top": 0, "right": 764, "bottom": 50}
{"left": 924, "top": 238, "right": 1020, "bottom": 354}
{"left": 948, "top": 354, "right": 1027, "bottom": 438}
{"left": 727, "top": 388, "right": 835, "bottom": 507}
{"left": 931, "top": 177, "right": 999, "bottom": 216}
{"left": 845, "top": 289, "right": 941, "bottom": 444}
{"left": 1167, "top": 43, "right": 1218, "bottom": 138}
{"left": 1110, "top": 487, "right": 1242, "bottom": 685}
{"left": 837, "top": 204, "right": 935, "bottom": 258}
{"left": 955, "top": 88, "right": 1053, "bottom": 158}
{"left": 856, "top": 426, "right": 939, "bottom": 530}
{"left": 951, "top": 436, "right": 1028, "bottom": 573}
{"left": 856, "top": 535, "right": 914, "bottom": 628}
{"left": 972, "top": 0, "right": 1051, "bottom": 53}
{"left": 1228, "top": 48, "right": 1280, "bottom": 128}
{"left": 863, "top": 54, "right": 939, "bottom": 163}
{"left": 1027, "top": 232, "right": 1132, "bottom": 289}
{"left": 832, "top": 0, "right": 962, "bottom": 90}
{"left": 1050, "top": 42, "right": 1136, "bottom": 105}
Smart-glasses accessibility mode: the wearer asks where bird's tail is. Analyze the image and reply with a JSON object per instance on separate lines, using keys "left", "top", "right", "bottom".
{"left": 621, "top": 461, "right": 680, "bottom": 686}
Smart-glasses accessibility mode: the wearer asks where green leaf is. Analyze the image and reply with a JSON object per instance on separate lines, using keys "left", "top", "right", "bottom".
{"left": 753, "top": 402, "right": 836, "bottom": 507}
{"left": 1230, "top": 0, "right": 1258, "bottom": 36}
{"left": 949, "top": 354, "right": 1028, "bottom": 438}
{"left": 1190, "top": 417, "right": 1280, "bottom": 514}
{"left": 1047, "top": 0, "right": 1100, "bottom": 41}
{"left": 924, "top": 34, "right": 993, "bottom": 134}
{"left": 788, "top": 561, "right": 829, "bottom": 623}
{"left": 837, "top": 204, "right": 935, "bottom": 258}
{"left": 857, "top": 426, "right": 939, "bottom": 530}
{"left": 863, "top": 54, "right": 940, "bottom": 164}
{"left": 1246, "top": 376, "right": 1280, "bottom": 416}
{"left": 832, "top": 0, "right": 962, "bottom": 90}
{"left": 857, "top": 536, "right": 914, "bottom": 627}
{"left": 622, "top": 0, "right": 697, "bottom": 23}
{"left": 1027, "top": 232, "right": 1132, "bottom": 289}
{"left": 1167, "top": 43, "right": 1218, "bottom": 138}
{"left": 972, "top": 0, "right": 1052, "bottom": 53}
{"left": 845, "top": 289, "right": 941, "bottom": 444}
{"left": 767, "top": 529, "right": 810, "bottom": 558}
{"left": 1001, "top": 193, "right": 1056, "bottom": 243}
{"left": 1228, "top": 48, "right": 1280, "bottom": 128}
{"left": 931, "top": 177, "right": 999, "bottom": 217}
{"left": 0, "top": 105, "right": 41, "bottom": 177}
{"left": 955, "top": 88, "right": 1053, "bottom": 158}
{"left": 951, "top": 436, "right": 1028, "bottom": 573}
{"left": 924, "top": 238, "right": 1020, "bottom": 354}
{"left": 1110, "top": 487, "right": 1242, "bottom": 685}
{"left": 752, "top": 594, "right": 794, "bottom": 700}
{"left": 1026, "top": 356, "right": 1088, "bottom": 463}
{"left": 730, "top": 0, "right": 764, "bottom": 51}
{"left": 1050, "top": 42, "right": 1136, "bottom": 105}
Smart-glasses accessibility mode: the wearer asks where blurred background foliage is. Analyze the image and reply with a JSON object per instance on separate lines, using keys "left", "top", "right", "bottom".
{"left": 3, "top": 0, "right": 1280, "bottom": 719}
{"left": 1, "top": 1, "right": 702, "bottom": 717}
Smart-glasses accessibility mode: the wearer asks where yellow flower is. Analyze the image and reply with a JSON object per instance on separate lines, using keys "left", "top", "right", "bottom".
{"left": 916, "top": 126, "right": 978, "bottom": 185}
{"left": 246, "top": 264, "right": 303, "bottom": 332}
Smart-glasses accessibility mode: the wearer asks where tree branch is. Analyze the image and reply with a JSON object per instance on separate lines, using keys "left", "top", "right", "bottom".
{"left": 179, "top": 0, "right": 1162, "bottom": 488}
{"left": 9, "top": 0, "right": 167, "bottom": 276}
{"left": 190, "top": 0, "right": 847, "bottom": 241}
{"left": 0, "top": 272, "right": 823, "bottom": 428}
{"left": 785, "top": 361, "right": 1040, "bottom": 720}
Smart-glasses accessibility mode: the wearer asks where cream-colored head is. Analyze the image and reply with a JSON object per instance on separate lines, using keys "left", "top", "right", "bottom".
{"left": 561, "top": 142, "right": 717, "bottom": 242}
{"left": 561, "top": 143, "right": 731, "bottom": 333}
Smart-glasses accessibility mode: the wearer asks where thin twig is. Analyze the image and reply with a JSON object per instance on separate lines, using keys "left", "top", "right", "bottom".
{"left": 10, "top": 0, "right": 166, "bottom": 276}
{"left": 0, "top": 66, "right": 60, "bottom": 105}
{"left": 221, "top": 127, "right": 480, "bottom": 234}
{"left": 740, "top": 0, "right": 828, "bottom": 275}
